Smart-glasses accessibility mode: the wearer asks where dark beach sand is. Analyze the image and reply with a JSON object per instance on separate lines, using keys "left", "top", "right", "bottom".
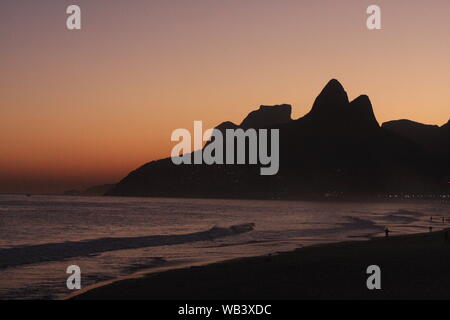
{"left": 72, "top": 229, "right": 450, "bottom": 300}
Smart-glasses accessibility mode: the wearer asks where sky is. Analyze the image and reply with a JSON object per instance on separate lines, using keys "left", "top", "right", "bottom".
{"left": 0, "top": 0, "right": 449, "bottom": 194}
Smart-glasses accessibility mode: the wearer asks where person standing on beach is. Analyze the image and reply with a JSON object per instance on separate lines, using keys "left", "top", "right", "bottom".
{"left": 384, "top": 227, "right": 390, "bottom": 237}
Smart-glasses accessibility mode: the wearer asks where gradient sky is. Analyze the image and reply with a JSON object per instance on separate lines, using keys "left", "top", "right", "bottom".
{"left": 1, "top": 0, "right": 449, "bottom": 194}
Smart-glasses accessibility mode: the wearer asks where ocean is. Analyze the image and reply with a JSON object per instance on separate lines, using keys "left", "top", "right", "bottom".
{"left": 0, "top": 194, "right": 448, "bottom": 299}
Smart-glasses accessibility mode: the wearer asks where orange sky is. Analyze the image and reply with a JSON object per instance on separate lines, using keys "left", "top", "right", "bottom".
{"left": 0, "top": 0, "right": 449, "bottom": 194}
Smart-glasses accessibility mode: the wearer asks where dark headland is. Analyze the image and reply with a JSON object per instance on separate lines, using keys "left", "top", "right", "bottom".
{"left": 72, "top": 228, "right": 450, "bottom": 300}
{"left": 107, "top": 79, "right": 449, "bottom": 199}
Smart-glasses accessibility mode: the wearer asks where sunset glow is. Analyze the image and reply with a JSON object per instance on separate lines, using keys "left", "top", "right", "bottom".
{"left": 1, "top": 0, "right": 449, "bottom": 193}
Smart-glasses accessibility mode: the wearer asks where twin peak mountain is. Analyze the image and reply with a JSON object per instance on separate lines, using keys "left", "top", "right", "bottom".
{"left": 216, "top": 79, "right": 379, "bottom": 133}
{"left": 107, "top": 79, "right": 449, "bottom": 199}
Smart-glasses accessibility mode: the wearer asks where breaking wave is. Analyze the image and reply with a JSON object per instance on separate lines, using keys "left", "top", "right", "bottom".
{"left": 0, "top": 223, "right": 255, "bottom": 269}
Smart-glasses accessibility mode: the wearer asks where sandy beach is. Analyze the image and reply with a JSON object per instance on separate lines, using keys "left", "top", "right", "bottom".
{"left": 72, "top": 228, "right": 450, "bottom": 300}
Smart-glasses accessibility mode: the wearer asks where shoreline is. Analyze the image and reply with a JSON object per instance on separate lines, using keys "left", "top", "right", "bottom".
{"left": 71, "top": 228, "right": 450, "bottom": 300}
{"left": 2, "top": 193, "right": 448, "bottom": 204}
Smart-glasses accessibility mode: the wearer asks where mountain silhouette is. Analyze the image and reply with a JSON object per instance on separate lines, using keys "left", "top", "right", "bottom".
{"left": 309, "top": 79, "right": 350, "bottom": 117}
{"left": 107, "top": 79, "right": 449, "bottom": 199}
{"left": 64, "top": 184, "right": 115, "bottom": 196}
{"left": 304, "top": 80, "right": 379, "bottom": 132}
{"left": 240, "top": 104, "right": 292, "bottom": 129}
{"left": 382, "top": 119, "right": 449, "bottom": 156}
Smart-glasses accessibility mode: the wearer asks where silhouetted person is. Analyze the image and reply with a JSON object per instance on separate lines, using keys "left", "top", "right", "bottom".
{"left": 430, "top": 216, "right": 433, "bottom": 221}
{"left": 429, "top": 226, "right": 433, "bottom": 232}
{"left": 384, "top": 227, "right": 390, "bottom": 237}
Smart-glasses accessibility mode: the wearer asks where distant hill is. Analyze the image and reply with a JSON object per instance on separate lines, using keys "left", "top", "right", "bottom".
{"left": 107, "top": 79, "right": 449, "bottom": 199}
{"left": 64, "top": 184, "right": 115, "bottom": 197}
{"left": 382, "top": 119, "right": 449, "bottom": 156}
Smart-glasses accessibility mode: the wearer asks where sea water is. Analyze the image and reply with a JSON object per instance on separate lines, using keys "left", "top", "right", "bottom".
{"left": 0, "top": 194, "right": 447, "bottom": 299}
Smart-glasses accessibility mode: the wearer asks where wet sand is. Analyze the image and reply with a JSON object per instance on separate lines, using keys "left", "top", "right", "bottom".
{"left": 72, "top": 229, "right": 450, "bottom": 300}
